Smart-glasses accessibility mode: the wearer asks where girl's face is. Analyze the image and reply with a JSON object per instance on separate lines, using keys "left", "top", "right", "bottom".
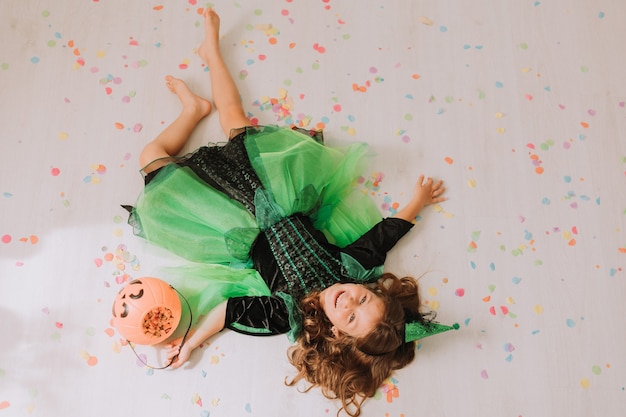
{"left": 319, "top": 283, "right": 384, "bottom": 338}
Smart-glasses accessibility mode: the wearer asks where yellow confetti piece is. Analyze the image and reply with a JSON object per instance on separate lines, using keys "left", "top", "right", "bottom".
{"left": 96, "top": 50, "right": 106, "bottom": 58}
{"left": 521, "top": 67, "right": 531, "bottom": 73}
{"left": 428, "top": 287, "right": 438, "bottom": 296}
{"left": 506, "top": 297, "right": 515, "bottom": 305}
{"left": 210, "top": 355, "right": 220, "bottom": 365}
{"left": 580, "top": 378, "right": 590, "bottom": 388}
{"left": 534, "top": 305, "right": 544, "bottom": 314}
{"left": 419, "top": 16, "right": 434, "bottom": 25}
{"left": 495, "top": 112, "right": 505, "bottom": 119}
{"left": 429, "top": 300, "right": 440, "bottom": 310}
{"left": 58, "top": 132, "right": 69, "bottom": 140}
{"left": 496, "top": 127, "right": 506, "bottom": 134}
{"left": 467, "top": 179, "right": 477, "bottom": 188}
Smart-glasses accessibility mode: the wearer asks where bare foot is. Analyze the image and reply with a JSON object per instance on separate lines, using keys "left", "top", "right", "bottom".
{"left": 198, "top": 8, "right": 221, "bottom": 63}
{"left": 165, "top": 75, "right": 211, "bottom": 118}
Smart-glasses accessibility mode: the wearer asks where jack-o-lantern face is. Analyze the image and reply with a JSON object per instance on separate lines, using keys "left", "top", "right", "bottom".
{"left": 111, "top": 277, "right": 182, "bottom": 345}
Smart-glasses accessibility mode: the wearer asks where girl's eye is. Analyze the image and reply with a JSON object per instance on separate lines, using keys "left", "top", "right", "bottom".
{"left": 360, "top": 296, "right": 366, "bottom": 304}
{"left": 349, "top": 314, "right": 355, "bottom": 323}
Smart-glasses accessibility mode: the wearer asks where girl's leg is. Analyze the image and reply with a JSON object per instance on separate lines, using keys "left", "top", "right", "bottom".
{"left": 198, "top": 9, "right": 250, "bottom": 138}
{"left": 139, "top": 76, "right": 212, "bottom": 173}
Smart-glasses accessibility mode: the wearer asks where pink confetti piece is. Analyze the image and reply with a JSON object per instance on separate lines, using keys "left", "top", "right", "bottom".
{"left": 455, "top": 288, "right": 465, "bottom": 297}
{"left": 1, "top": 234, "right": 11, "bottom": 244}
{"left": 313, "top": 43, "right": 326, "bottom": 53}
{"left": 480, "top": 369, "right": 489, "bottom": 379}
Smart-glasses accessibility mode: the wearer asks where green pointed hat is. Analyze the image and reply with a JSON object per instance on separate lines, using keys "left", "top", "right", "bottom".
{"left": 404, "top": 320, "right": 459, "bottom": 343}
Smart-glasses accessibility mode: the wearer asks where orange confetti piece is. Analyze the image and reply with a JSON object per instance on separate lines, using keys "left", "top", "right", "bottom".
{"left": 289, "top": 42, "right": 296, "bottom": 49}
{"left": 268, "top": 37, "right": 277, "bottom": 45}
{"left": 197, "top": 7, "right": 204, "bottom": 15}
{"left": 482, "top": 295, "right": 491, "bottom": 302}
{"left": 618, "top": 247, "right": 626, "bottom": 254}
{"left": 115, "top": 122, "right": 124, "bottom": 130}
{"left": 87, "top": 356, "right": 98, "bottom": 366}
{"left": 0, "top": 401, "right": 10, "bottom": 410}
{"left": 535, "top": 166, "right": 544, "bottom": 174}
{"left": 568, "top": 239, "right": 576, "bottom": 246}
{"left": 580, "top": 121, "right": 589, "bottom": 128}
{"left": 153, "top": 5, "right": 164, "bottom": 10}
{"left": 444, "top": 156, "right": 454, "bottom": 165}
{"left": 411, "top": 73, "right": 420, "bottom": 80}
{"left": 469, "top": 241, "right": 477, "bottom": 249}
{"left": 68, "top": 40, "right": 74, "bottom": 47}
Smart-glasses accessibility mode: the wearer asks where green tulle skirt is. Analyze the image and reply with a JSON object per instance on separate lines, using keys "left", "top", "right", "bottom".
{"left": 130, "top": 126, "right": 383, "bottom": 331}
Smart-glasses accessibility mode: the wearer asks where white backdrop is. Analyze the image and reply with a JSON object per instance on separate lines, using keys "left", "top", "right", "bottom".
{"left": 1, "top": 1, "right": 625, "bottom": 416}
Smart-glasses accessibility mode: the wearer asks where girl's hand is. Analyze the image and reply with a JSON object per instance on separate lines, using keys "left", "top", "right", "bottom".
{"left": 165, "top": 337, "right": 192, "bottom": 369}
{"left": 414, "top": 175, "right": 446, "bottom": 208}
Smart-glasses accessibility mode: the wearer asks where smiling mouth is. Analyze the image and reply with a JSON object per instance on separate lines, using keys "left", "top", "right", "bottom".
{"left": 335, "top": 291, "right": 346, "bottom": 308}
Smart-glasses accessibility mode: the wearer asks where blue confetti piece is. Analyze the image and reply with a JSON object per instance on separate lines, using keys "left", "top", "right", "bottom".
{"left": 541, "top": 197, "right": 550, "bottom": 205}
{"left": 566, "top": 318, "right": 576, "bottom": 328}
{"left": 495, "top": 81, "right": 504, "bottom": 88}
{"left": 489, "top": 262, "right": 496, "bottom": 271}
{"left": 512, "top": 276, "right": 522, "bottom": 285}
{"left": 31, "top": 56, "right": 40, "bottom": 64}
{"left": 564, "top": 175, "right": 571, "bottom": 183}
{"left": 470, "top": 261, "right": 476, "bottom": 270}
{"left": 598, "top": 11, "right": 605, "bottom": 19}
{"left": 440, "top": 26, "right": 448, "bottom": 32}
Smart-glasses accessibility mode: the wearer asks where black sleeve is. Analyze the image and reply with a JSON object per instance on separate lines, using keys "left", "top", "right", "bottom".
{"left": 224, "top": 295, "right": 292, "bottom": 336}
{"left": 341, "top": 217, "right": 414, "bottom": 270}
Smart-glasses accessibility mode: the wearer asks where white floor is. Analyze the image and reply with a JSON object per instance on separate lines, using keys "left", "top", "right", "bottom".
{"left": 1, "top": 1, "right": 625, "bottom": 416}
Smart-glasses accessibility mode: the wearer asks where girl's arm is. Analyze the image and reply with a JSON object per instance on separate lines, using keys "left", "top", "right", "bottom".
{"left": 165, "top": 300, "right": 227, "bottom": 369}
{"left": 393, "top": 175, "right": 446, "bottom": 222}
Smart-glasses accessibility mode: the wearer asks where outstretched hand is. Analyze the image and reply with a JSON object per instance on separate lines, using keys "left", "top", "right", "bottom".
{"left": 165, "top": 337, "right": 192, "bottom": 369}
{"left": 413, "top": 174, "right": 446, "bottom": 208}
{"left": 393, "top": 175, "right": 446, "bottom": 222}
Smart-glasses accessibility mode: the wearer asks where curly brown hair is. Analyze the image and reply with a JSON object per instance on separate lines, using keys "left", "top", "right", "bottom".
{"left": 286, "top": 273, "right": 424, "bottom": 417}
